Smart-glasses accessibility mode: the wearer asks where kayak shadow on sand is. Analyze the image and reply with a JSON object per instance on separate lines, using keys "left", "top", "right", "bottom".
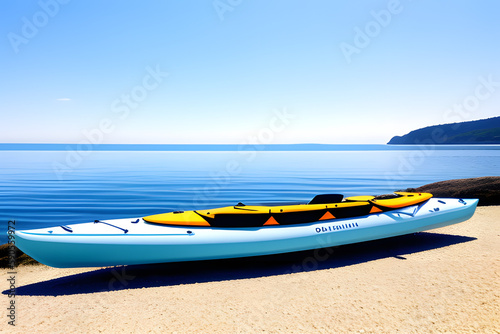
{"left": 7, "top": 232, "right": 475, "bottom": 297}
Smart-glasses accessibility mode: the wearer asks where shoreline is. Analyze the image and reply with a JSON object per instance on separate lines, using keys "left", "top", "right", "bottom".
{"left": 1, "top": 177, "right": 499, "bottom": 331}
{"left": 2, "top": 205, "right": 498, "bottom": 332}
{"left": 2, "top": 176, "right": 499, "bottom": 268}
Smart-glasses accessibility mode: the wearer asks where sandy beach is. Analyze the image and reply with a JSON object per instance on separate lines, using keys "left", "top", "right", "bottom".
{"left": 2, "top": 205, "right": 498, "bottom": 333}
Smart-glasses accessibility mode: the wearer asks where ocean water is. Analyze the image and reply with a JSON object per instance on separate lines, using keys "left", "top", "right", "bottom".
{"left": 1, "top": 145, "right": 499, "bottom": 243}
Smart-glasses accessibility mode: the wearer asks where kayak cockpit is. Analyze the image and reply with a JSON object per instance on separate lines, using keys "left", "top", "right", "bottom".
{"left": 142, "top": 192, "right": 432, "bottom": 228}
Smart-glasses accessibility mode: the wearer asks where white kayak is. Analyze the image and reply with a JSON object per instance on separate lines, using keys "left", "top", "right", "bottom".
{"left": 15, "top": 196, "right": 478, "bottom": 268}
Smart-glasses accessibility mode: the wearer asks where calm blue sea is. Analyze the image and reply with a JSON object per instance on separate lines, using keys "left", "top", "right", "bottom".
{"left": 1, "top": 145, "right": 499, "bottom": 244}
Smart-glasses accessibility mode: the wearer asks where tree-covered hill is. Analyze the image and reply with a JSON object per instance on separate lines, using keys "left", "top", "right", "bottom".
{"left": 388, "top": 116, "right": 500, "bottom": 144}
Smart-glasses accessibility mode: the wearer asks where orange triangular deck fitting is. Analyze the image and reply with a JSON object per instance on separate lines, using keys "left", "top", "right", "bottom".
{"left": 319, "top": 211, "right": 335, "bottom": 221}
{"left": 370, "top": 206, "right": 383, "bottom": 213}
{"left": 263, "top": 216, "right": 279, "bottom": 226}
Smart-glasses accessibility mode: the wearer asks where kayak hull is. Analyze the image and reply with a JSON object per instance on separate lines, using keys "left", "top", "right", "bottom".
{"left": 15, "top": 198, "right": 478, "bottom": 268}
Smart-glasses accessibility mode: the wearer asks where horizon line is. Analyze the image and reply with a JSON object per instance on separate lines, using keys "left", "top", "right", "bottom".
{"left": 1, "top": 143, "right": 499, "bottom": 152}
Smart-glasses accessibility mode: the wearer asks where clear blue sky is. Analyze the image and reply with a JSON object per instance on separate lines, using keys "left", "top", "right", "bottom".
{"left": 1, "top": 1, "right": 499, "bottom": 144}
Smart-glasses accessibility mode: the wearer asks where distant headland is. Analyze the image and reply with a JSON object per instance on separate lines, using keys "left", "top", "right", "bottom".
{"left": 388, "top": 116, "right": 500, "bottom": 145}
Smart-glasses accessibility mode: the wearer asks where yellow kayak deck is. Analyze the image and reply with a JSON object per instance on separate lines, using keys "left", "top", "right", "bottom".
{"left": 143, "top": 192, "right": 432, "bottom": 227}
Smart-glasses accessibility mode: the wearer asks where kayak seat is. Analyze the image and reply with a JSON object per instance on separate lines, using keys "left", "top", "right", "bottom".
{"left": 308, "top": 194, "right": 344, "bottom": 205}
